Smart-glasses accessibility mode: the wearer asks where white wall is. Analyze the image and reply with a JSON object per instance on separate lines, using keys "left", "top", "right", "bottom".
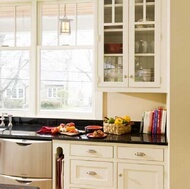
{"left": 170, "top": 0, "right": 190, "bottom": 188}
{"left": 103, "top": 92, "right": 166, "bottom": 121}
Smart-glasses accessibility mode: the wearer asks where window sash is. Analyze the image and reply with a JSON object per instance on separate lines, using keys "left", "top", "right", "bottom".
{"left": 0, "top": 0, "right": 102, "bottom": 120}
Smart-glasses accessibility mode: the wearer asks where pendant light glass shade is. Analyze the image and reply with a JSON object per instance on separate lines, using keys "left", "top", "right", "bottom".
{"left": 60, "top": 4, "right": 72, "bottom": 35}
{"left": 60, "top": 18, "right": 72, "bottom": 34}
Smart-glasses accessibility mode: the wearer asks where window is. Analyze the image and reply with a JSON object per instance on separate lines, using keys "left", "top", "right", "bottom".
{"left": 6, "top": 88, "right": 24, "bottom": 99}
{"left": 0, "top": 0, "right": 102, "bottom": 119}
{"left": 0, "top": 4, "right": 31, "bottom": 110}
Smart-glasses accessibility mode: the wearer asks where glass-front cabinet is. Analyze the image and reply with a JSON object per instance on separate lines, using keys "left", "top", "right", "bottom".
{"left": 102, "top": 0, "right": 126, "bottom": 87}
{"left": 97, "top": 0, "right": 162, "bottom": 91}
{"left": 129, "top": 0, "right": 160, "bottom": 87}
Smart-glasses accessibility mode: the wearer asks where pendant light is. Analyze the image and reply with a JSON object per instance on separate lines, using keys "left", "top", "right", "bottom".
{"left": 60, "top": 4, "right": 72, "bottom": 35}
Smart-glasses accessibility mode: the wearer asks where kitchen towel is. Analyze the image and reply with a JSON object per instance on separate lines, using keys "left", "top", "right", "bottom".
{"left": 36, "top": 126, "right": 54, "bottom": 134}
{"left": 56, "top": 154, "right": 64, "bottom": 189}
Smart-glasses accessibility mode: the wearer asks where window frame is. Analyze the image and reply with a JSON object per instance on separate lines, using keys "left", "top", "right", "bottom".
{"left": 0, "top": 0, "right": 102, "bottom": 120}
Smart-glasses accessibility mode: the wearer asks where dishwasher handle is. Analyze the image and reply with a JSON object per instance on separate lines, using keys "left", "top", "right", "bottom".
{"left": 16, "top": 179, "right": 32, "bottom": 184}
{"left": 16, "top": 142, "right": 32, "bottom": 146}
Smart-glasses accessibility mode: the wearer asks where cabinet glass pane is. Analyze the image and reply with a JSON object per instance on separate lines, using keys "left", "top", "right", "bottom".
{"left": 115, "top": 0, "right": 123, "bottom": 4}
{"left": 104, "top": 56, "right": 123, "bottom": 82}
{"left": 115, "top": 6, "right": 123, "bottom": 23}
{"left": 104, "top": 31, "right": 123, "bottom": 53}
{"left": 146, "top": 4, "right": 155, "bottom": 22}
{"left": 104, "top": 7, "right": 112, "bottom": 23}
{"left": 135, "top": 30, "right": 154, "bottom": 53}
{"left": 134, "top": 0, "right": 156, "bottom": 84}
{"left": 146, "top": 0, "right": 154, "bottom": 2}
{"left": 135, "top": 1, "right": 155, "bottom": 22}
{"left": 104, "top": 1, "right": 123, "bottom": 24}
{"left": 135, "top": 56, "right": 154, "bottom": 82}
{"left": 105, "top": 0, "right": 112, "bottom": 4}
{"left": 135, "top": 5, "right": 143, "bottom": 22}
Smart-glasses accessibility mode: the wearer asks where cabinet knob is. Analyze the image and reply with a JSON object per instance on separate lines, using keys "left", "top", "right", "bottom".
{"left": 87, "top": 149, "right": 97, "bottom": 154}
{"left": 124, "top": 75, "right": 128, "bottom": 78}
{"left": 135, "top": 152, "right": 146, "bottom": 156}
{"left": 119, "top": 173, "right": 122, "bottom": 177}
{"left": 87, "top": 171, "right": 97, "bottom": 176}
{"left": 130, "top": 75, "right": 133, "bottom": 79}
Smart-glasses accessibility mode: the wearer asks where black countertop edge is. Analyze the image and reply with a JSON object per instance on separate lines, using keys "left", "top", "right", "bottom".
{"left": 0, "top": 132, "right": 168, "bottom": 145}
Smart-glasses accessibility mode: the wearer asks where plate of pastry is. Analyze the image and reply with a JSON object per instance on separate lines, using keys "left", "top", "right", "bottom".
{"left": 87, "top": 130, "right": 107, "bottom": 139}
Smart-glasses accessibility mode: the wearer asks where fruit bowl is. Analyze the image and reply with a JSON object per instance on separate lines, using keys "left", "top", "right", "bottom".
{"left": 103, "top": 123, "right": 131, "bottom": 135}
{"left": 103, "top": 115, "right": 133, "bottom": 135}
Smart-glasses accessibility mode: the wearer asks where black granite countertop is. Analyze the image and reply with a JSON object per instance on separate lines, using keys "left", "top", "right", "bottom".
{"left": 0, "top": 117, "right": 168, "bottom": 145}
{"left": 0, "top": 126, "right": 167, "bottom": 145}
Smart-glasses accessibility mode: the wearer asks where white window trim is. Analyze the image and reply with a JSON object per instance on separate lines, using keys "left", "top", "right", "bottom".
{"left": 36, "top": 0, "right": 102, "bottom": 120}
{"left": 0, "top": 0, "right": 102, "bottom": 120}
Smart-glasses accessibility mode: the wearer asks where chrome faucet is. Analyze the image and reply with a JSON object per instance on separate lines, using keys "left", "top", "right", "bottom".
{"left": 0, "top": 113, "right": 8, "bottom": 127}
{"left": 8, "top": 115, "right": 13, "bottom": 131}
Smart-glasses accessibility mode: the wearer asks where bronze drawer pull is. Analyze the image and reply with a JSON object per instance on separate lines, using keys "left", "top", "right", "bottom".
{"left": 87, "top": 171, "right": 97, "bottom": 176}
{"left": 87, "top": 149, "right": 97, "bottom": 154}
{"left": 135, "top": 152, "right": 146, "bottom": 156}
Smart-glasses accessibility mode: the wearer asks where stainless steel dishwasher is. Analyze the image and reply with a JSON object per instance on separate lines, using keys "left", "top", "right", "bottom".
{"left": 0, "top": 138, "right": 52, "bottom": 189}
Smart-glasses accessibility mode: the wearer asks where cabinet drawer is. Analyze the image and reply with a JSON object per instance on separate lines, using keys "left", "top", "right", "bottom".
{"left": 0, "top": 139, "right": 52, "bottom": 178}
{"left": 0, "top": 174, "right": 52, "bottom": 189}
{"left": 70, "top": 144, "right": 113, "bottom": 158}
{"left": 71, "top": 160, "right": 113, "bottom": 187}
{"left": 117, "top": 147, "right": 164, "bottom": 162}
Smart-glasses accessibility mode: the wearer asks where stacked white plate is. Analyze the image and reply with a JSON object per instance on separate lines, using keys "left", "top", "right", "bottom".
{"left": 142, "top": 69, "right": 154, "bottom": 81}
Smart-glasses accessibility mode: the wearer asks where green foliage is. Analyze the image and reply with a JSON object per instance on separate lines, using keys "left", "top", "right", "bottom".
{"left": 4, "top": 98, "right": 24, "bottom": 109}
{"left": 41, "top": 100, "right": 62, "bottom": 109}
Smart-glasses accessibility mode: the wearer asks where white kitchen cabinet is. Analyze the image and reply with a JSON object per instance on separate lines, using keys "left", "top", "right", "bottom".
{"left": 70, "top": 160, "right": 113, "bottom": 187}
{"left": 117, "top": 146, "right": 164, "bottom": 161}
{"left": 117, "top": 146, "right": 165, "bottom": 189}
{"left": 53, "top": 141, "right": 115, "bottom": 189}
{"left": 53, "top": 140, "right": 168, "bottom": 189}
{"left": 118, "top": 163, "right": 163, "bottom": 189}
{"left": 97, "top": 0, "right": 168, "bottom": 92}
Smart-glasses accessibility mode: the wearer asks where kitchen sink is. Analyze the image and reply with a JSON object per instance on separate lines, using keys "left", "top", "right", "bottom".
{"left": 2, "top": 130, "right": 38, "bottom": 136}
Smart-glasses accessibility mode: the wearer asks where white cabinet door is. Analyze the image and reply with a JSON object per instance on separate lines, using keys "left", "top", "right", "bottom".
{"left": 97, "top": 0, "right": 128, "bottom": 88}
{"left": 118, "top": 163, "right": 163, "bottom": 189}
{"left": 128, "top": 0, "right": 161, "bottom": 88}
{"left": 97, "top": 0, "right": 166, "bottom": 92}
